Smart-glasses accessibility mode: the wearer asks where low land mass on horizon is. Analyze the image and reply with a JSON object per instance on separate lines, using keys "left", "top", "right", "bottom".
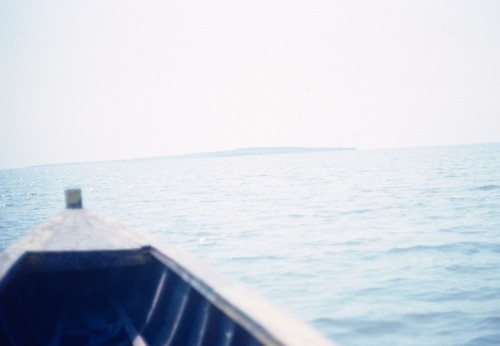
{"left": 30, "top": 147, "right": 355, "bottom": 168}
{"left": 170, "top": 146, "right": 354, "bottom": 159}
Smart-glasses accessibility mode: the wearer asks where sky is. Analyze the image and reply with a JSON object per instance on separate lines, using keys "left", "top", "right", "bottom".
{"left": 1, "top": 0, "right": 499, "bottom": 169}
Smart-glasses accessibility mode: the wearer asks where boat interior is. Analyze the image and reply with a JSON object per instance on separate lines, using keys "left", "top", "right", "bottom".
{"left": 0, "top": 247, "right": 262, "bottom": 346}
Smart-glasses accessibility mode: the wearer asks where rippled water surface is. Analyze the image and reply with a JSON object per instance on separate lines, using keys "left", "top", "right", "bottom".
{"left": 1, "top": 144, "right": 500, "bottom": 345}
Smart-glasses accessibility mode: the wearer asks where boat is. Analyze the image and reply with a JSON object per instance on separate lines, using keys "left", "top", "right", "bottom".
{"left": 0, "top": 189, "right": 334, "bottom": 345}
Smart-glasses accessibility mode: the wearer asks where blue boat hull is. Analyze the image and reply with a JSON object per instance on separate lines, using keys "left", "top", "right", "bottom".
{"left": 0, "top": 247, "right": 261, "bottom": 346}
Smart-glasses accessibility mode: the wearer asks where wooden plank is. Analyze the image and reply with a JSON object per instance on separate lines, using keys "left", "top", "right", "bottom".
{"left": 49, "top": 295, "right": 72, "bottom": 346}
{"left": 192, "top": 300, "right": 212, "bottom": 346}
{"left": 108, "top": 295, "right": 147, "bottom": 346}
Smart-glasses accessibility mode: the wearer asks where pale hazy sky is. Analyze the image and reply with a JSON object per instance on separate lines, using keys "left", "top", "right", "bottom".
{"left": 1, "top": 1, "right": 499, "bottom": 169}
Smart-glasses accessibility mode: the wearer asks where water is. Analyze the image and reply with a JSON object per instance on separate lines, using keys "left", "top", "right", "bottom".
{"left": 1, "top": 143, "right": 500, "bottom": 345}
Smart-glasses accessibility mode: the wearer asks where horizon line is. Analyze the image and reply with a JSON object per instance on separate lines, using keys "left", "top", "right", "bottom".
{"left": 2, "top": 141, "right": 499, "bottom": 171}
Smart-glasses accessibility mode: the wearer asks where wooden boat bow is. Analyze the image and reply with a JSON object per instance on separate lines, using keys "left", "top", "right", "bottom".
{"left": 0, "top": 190, "right": 334, "bottom": 346}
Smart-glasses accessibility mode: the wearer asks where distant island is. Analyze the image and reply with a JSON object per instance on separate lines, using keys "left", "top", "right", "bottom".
{"left": 29, "top": 147, "right": 355, "bottom": 168}
{"left": 166, "top": 146, "right": 355, "bottom": 160}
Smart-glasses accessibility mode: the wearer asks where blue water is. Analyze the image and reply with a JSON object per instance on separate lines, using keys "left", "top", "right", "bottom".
{"left": 1, "top": 143, "right": 500, "bottom": 345}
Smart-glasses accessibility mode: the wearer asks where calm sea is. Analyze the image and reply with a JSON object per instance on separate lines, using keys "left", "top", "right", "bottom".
{"left": 1, "top": 143, "right": 500, "bottom": 345}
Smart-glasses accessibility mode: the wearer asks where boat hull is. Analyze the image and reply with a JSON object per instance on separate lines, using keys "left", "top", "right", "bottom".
{"left": 0, "top": 247, "right": 260, "bottom": 345}
{"left": 0, "top": 208, "right": 334, "bottom": 346}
